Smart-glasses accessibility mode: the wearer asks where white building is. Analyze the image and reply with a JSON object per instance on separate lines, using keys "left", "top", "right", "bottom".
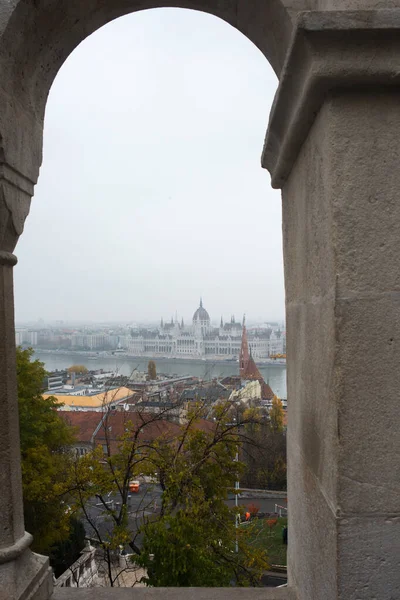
{"left": 123, "top": 300, "right": 285, "bottom": 360}
{"left": 15, "top": 329, "right": 38, "bottom": 347}
{"left": 71, "top": 333, "right": 110, "bottom": 350}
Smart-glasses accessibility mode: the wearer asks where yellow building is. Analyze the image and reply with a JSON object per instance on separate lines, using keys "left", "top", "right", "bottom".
{"left": 43, "top": 386, "right": 135, "bottom": 411}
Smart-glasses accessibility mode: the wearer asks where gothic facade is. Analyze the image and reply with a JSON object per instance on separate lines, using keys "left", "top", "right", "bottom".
{"left": 123, "top": 300, "right": 284, "bottom": 359}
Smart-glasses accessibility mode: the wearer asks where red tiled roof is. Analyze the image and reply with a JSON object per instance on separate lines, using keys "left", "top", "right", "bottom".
{"left": 60, "top": 410, "right": 182, "bottom": 444}
{"left": 60, "top": 410, "right": 216, "bottom": 451}
{"left": 94, "top": 411, "right": 181, "bottom": 444}
{"left": 59, "top": 411, "right": 102, "bottom": 443}
{"left": 261, "top": 381, "right": 275, "bottom": 400}
{"left": 241, "top": 356, "right": 263, "bottom": 381}
{"left": 192, "top": 418, "right": 216, "bottom": 434}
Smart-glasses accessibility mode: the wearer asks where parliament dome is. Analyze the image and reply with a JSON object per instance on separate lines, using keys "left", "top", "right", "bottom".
{"left": 193, "top": 299, "right": 210, "bottom": 322}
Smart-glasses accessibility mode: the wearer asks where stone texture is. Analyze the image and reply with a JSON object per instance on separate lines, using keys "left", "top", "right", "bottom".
{"left": 337, "top": 294, "right": 400, "bottom": 514}
{"left": 0, "top": 552, "right": 52, "bottom": 600}
{"left": 318, "top": 1, "right": 400, "bottom": 8}
{"left": 284, "top": 102, "right": 339, "bottom": 511}
{"left": 288, "top": 443, "right": 338, "bottom": 600}
{"left": 329, "top": 93, "right": 400, "bottom": 296}
{"left": 0, "top": 259, "right": 25, "bottom": 547}
{"left": 323, "top": 93, "right": 400, "bottom": 516}
{"left": 284, "top": 103, "right": 339, "bottom": 600}
{"left": 262, "top": 9, "right": 400, "bottom": 188}
{"left": 338, "top": 516, "right": 400, "bottom": 600}
{"left": 283, "top": 86, "right": 400, "bottom": 599}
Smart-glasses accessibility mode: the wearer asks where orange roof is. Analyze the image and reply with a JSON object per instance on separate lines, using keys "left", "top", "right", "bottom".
{"left": 43, "top": 386, "right": 135, "bottom": 409}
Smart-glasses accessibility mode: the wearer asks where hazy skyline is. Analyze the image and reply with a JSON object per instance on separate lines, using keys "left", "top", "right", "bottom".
{"left": 14, "top": 8, "right": 283, "bottom": 323}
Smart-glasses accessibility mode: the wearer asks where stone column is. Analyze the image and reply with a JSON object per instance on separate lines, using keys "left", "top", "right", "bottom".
{"left": 262, "top": 10, "right": 400, "bottom": 600}
{"left": 0, "top": 163, "right": 52, "bottom": 599}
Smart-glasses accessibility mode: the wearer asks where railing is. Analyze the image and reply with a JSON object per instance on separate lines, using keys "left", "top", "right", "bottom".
{"left": 274, "top": 504, "right": 288, "bottom": 517}
{"left": 54, "top": 545, "right": 98, "bottom": 588}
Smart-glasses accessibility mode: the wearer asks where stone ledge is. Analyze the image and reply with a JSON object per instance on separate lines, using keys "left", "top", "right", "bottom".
{"left": 52, "top": 587, "right": 295, "bottom": 600}
{"left": 262, "top": 8, "right": 400, "bottom": 188}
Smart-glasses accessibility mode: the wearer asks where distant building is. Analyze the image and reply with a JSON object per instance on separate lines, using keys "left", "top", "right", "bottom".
{"left": 15, "top": 329, "right": 38, "bottom": 347}
{"left": 239, "top": 320, "right": 275, "bottom": 403}
{"left": 123, "top": 299, "right": 284, "bottom": 359}
{"left": 229, "top": 379, "right": 262, "bottom": 404}
{"left": 47, "top": 375, "right": 63, "bottom": 391}
{"left": 71, "top": 334, "right": 109, "bottom": 350}
{"left": 44, "top": 386, "right": 136, "bottom": 412}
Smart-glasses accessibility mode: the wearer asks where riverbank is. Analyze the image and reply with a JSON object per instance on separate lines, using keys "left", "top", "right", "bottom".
{"left": 34, "top": 350, "right": 287, "bottom": 398}
{"left": 33, "top": 348, "right": 286, "bottom": 367}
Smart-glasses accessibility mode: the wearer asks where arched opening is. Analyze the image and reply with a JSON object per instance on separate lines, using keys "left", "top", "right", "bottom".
{"left": 0, "top": 0, "right": 293, "bottom": 186}
{"left": 15, "top": 8, "right": 284, "bottom": 333}
{"left": 2, "top": 3, "right": 400, "bottom": 600}
{"left": 13, "top": 5, "right": 288, "bottom": 589}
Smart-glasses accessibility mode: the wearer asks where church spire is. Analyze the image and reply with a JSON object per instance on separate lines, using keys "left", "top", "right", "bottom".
{"left": 161, "top": 317, "right": 164, "bottom": 328}
{"left": 181, "top": 317, "right": 184, "bottom": 328}
{"left": 220, "top": 316, "right": 223, "bottom": 328}
{"left": 200, "top": 297, "right": 203, "bottom": 308}
{"left": 239, "top": 319, "right": 250, "bottom": 377}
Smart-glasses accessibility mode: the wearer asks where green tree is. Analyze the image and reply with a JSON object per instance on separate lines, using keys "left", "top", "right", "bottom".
{"left": 50, "top": 517, "right": 86, "bottom": 579}
{"left": 68, "top": 364, "right": 88, "bottom": 374}
{"left": 64, "top": 401, "right": 269, "bottom": 586}
{"left": 147, "top": 360, "right": 157, "bottom": 380}
{"left": 239, "top": 403, "right": 286, "bottom": 491}
{"left": 137, "top": 407, "right": 268, "bottom": 586}
{"left": 269, "top": 395, "right": 284, "bottom": 432}
{"left": 17, "top": 347, "right": 76, "bottom": 554}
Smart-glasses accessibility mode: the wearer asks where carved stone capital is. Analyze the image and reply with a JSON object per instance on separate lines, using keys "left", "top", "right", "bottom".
{"left": 0, "top": 157, "right": 34, "bottom": 254}
{"left": 262, "top": 9, "right": 400, "bottom": 188}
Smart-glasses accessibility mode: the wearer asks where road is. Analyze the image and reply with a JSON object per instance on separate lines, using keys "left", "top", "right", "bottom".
{"left": 84, "top": 482, "right": 162, "bottom": 545}
{"left": 83, "top": 483, "right": 287, "bottom": 545}
{"left": 227, "top": 496, "right": 287, "bottom": 515}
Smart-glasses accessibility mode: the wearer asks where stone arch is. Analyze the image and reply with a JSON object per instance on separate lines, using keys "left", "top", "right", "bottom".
{"left": 2, "top": 0, "right": 292, "bottom": 93}
{"left": 0, "top": 1, "right": 295, "bottom": 190}
{"left": 3, "top": 3, "right": 400, "bottom": 600}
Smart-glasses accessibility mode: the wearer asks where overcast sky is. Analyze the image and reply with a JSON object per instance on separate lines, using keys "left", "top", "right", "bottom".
{"left": 14, "top": 8, "right": 283, "bottom": 325}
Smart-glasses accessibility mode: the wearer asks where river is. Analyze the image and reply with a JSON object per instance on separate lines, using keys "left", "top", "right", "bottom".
{"left": 34, "top": 351, "right": 287, "bottom": 398}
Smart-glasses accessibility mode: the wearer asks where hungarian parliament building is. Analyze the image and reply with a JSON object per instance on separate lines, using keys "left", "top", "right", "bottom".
{"left": 121, "top": 300, "right": 285, "bottom": 360}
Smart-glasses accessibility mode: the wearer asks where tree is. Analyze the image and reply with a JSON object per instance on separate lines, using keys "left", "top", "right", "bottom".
{"left": 63, "top": 401, "right": 269, "bottom": 586}
{"left": 269, "top": 395, "right": 284, "bottom": 432}
{"left": 17, "top": 347, "right": 76, "bottom": 554}
{"left": 68, "top": 365, "right": 88, "bottom": 374}
{"left": 50, "top": 517, "right": 86, "bottom": 579}
{"left": 239, "top": 403, "right": 286, "bottom": 491}
{"left": 147, "top": 360, "right": 157, "bottom": 380}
